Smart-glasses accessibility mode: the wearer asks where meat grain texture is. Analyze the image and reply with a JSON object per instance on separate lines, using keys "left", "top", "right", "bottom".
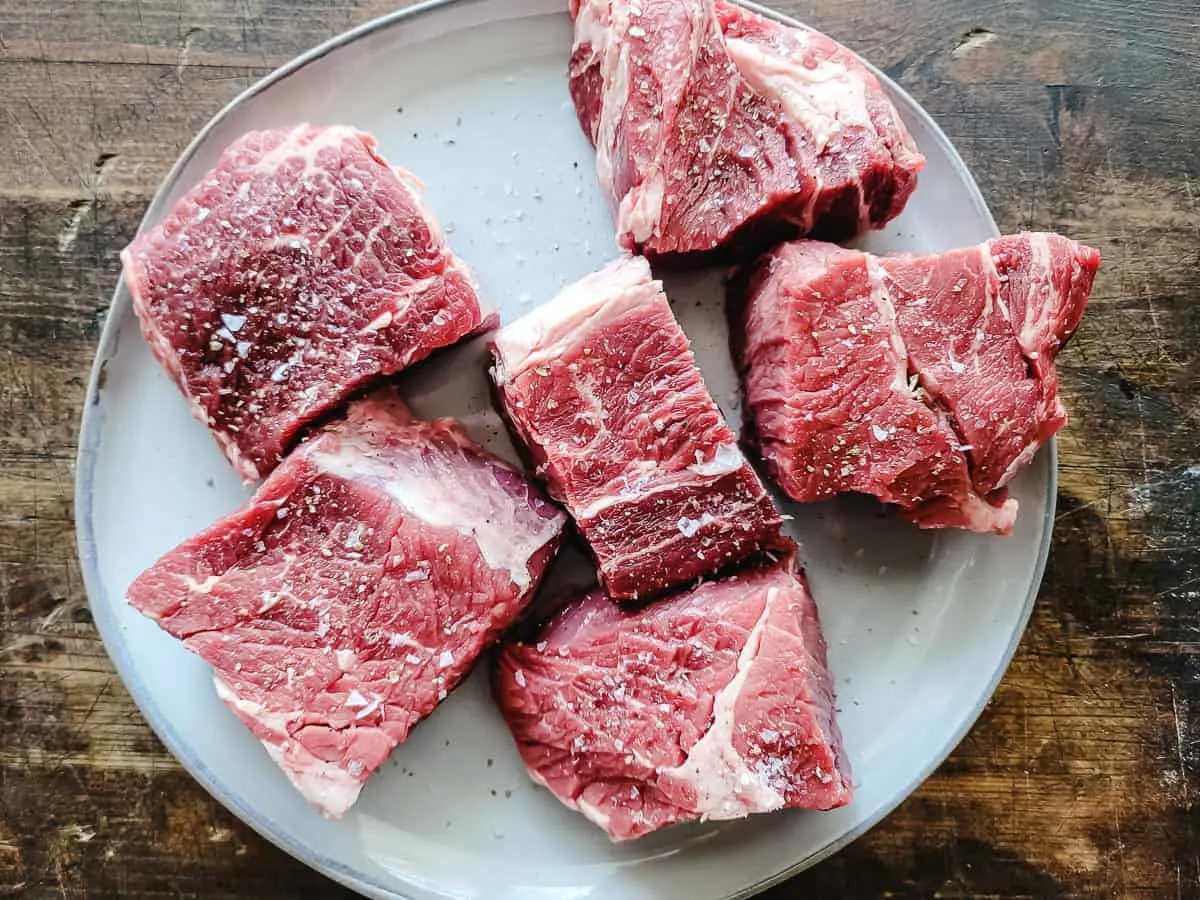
{"left": 122, "top": 124, "right": 493, "bottom": 480}
{"left": 568, "top": 0, "right": 924, "bottom": 257}
{"left": 125, "top": 391, "right": 565, "bottom": 816}
{"left": 495, "top": 554, "right": 851, "bottom": 841}
{"left": 734, "top": 233, "right": 1100, "bottom": 532}
{"left": 491, "top": 255, "right": 783, "bottom": 601}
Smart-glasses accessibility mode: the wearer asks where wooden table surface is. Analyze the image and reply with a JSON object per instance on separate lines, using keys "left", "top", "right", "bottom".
{"left": 2, "top": 0, "right": 1197, "bottom": 897}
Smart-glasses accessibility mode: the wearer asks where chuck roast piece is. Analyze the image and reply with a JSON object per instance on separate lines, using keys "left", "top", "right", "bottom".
{"left": 491, "top": 255, "right": 783, "bottom": 601}
{"left": 122, "top": 124, "right": 493, "bottom": 480}
{"left": 568, "top": 0, "right": 924, "bottom": 257}
{"left": 495, "top": 552, "right": 851, "bottom": 841}
{"left": 734, "top": 233, "right": 1099, "bottom": 532}
{"left": 126, "top": 391, "right": 565, "bottom": 816}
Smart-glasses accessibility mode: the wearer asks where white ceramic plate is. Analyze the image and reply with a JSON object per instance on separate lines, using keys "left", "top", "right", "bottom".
{"left": 76, "top": 1, "right": 1052, "bottom": 897}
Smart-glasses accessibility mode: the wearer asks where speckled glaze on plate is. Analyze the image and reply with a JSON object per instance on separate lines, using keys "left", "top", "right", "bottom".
{"left": 75, "top": 1, "right": 1053, "bottom": 897}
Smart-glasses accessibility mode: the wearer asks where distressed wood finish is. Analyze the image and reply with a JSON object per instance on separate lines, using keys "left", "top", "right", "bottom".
{"left": 1, "top": 0, "right": 1197, "bottom": 897}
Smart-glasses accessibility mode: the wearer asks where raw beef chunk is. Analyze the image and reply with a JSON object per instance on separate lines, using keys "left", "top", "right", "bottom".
{"left": 568, "top": 0, "right": 923, "bottom": 257}
{"left": 495, "top": 553, "right": 851, "bottom": 841}
{"left": 490, "top": 255, "right": 783, "bottom": 601}
{"left": 715, "top": 1, "right": 923, "bottom": 239}
{"left": 734, "top": 233, "right": 1099, "bottom": 532}
{"left": 125, "top": 391, "right": 565, "bottom": 816}
{"left": 122, "top": 124, "right": 493, "bottom": 480}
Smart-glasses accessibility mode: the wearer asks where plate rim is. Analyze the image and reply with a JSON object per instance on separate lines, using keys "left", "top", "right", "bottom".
{"left": 73, "top": 1, "right": 1056, "bottom": 897}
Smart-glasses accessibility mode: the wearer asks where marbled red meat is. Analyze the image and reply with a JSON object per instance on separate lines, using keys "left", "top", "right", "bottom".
{"left": 495, "top": 553, "right": 851, "bottom": 841}
{"left": 490, "top": 255, "right": 783, "bottom": 601}
{"left": 734, "top": 233, "right": 1099, "bottom": 532}
{"left": 567, "top": 0, "right": 923, "bottom": 257}
{"left": 125, "top": 391, "right": 565, "bottom": 816}
{"left": 122, "top": 124, "right": 493, "bottom": 480}
{"left": 715, "top": 0, "right": 924, "bottom": 238}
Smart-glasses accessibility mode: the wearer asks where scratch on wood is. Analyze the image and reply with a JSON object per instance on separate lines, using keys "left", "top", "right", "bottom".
{"left": 57, "top": 152, "right": 119, "bottom": 253}
{"left": 60, "top": 824, "right": 96, "bottom": 844}
{"left": 39, "top": 598, "right": 85, "bottom": 630}
{"left": 1111, "top": 785, "right": 1127, "bottom": 894}
{"left": 176, "top": 27, "right": 202, "bottom": 80}
{"left": 93, "top": 152, "right": 119, "bottom": 178}
{"left": 2, "top": 102, "right": 60, "bottom": 183}
{"left": 1091, "top": 633, "right": 1151, "bottom": 641}
{"left": 131, "top": 0, "right": 151, "bottom": 65}
{"left": 75, "top": 676, "right": 113, "bottom": 743}
{"left": 1133, "top": 394, "right": 1152, "bottom": 491}
{"left": 57, "top": 201, "right": 92, "bottom": 252}
{"left": 953, "top": 27, "right": 996, "bottom": 58}
{"left": 0, "top": 747, "right": 176, "bottom": 772}
{"left": 1155, "top": 574, "right": 1200, "bottom": 600}
{"left": 0, "top": 633, "right": 52, "bottom": 658}
{"left": 1144, "top": 286, "right": 1175, "bottom": 364}
{"left": 1171, "top": 684, "right": 1191, "bottom": 806}
{"left": 1055, "top": 494, "right": 1112, "bottom": 521}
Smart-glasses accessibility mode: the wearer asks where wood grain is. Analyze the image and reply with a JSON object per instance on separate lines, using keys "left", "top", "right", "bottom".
{"left": 1, "top": 0, "right": 1197, "bottom": 897}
